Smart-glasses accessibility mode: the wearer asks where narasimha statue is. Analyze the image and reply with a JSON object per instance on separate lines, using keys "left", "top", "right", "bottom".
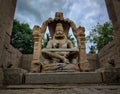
{"left": 30, "top": 12, "right": 89, "bottom": 73}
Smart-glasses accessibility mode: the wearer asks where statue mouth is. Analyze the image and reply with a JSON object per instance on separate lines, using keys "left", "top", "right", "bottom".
{"left": 55, "top": 35, "right": 65, "bottom": 39}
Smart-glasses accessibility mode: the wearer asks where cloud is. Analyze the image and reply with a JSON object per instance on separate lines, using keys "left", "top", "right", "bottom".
{"left": 14, "top": 0, "right": 110, "bottom": 53}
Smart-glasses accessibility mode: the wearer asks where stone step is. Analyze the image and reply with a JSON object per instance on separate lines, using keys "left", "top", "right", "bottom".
{"left": 5, "top": 84, "right": 120, "bottom": 89}
{"left": 1, "top": 85, "right": 120, "bottom": 94}
{"left": 25, "top": 72, "right": 102, "bottom": 84}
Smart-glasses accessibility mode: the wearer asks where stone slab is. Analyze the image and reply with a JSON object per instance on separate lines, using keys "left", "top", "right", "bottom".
{"left": 5, "top": 84, "right": 120, "bottom": 89}
{"left": 1, "top": 85, "right": 120, "bottom": 94}
{"left": 25, "top": 72, "right": 102, "bottom": 84}
{"left": 4, "top": 68, "right": 28, "bottom": 85}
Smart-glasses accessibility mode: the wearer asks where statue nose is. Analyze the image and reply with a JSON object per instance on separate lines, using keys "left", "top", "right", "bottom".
{"left": 59, "top": 31, "right": 63, "bottom": 34}
{"left": 57, "top": 31, "right": 62, "bottom": 34}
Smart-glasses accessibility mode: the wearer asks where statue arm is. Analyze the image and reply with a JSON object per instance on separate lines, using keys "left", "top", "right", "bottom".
{"left": 46, "top": 40, "right": 53, "bottom": 48}
{"left": 67, "top": 40, "right": 74, "bottom": 48}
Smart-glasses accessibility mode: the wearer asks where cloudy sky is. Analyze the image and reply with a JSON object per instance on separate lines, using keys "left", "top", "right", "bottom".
{"left": 14, "top": 0, "right": 110, "bottom": 53}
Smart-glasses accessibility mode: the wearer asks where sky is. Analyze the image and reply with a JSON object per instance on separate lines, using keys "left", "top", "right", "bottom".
{"left": 14, "top": 0, "right": 110, "bottom": 53}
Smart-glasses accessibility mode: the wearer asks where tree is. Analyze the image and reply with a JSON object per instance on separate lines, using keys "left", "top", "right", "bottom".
{"left": 86, "top": 22, "right": 114, "bottom": 53}
{"left": 11, "top": 19, "right": 33, "bottom": 54}
{"left": 89, "top": 46, "right": 96, "bottom": 54}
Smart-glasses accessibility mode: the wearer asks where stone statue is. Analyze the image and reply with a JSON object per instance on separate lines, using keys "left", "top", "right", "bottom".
{"left": 41, "top": 23, "right": 79, "bottom": 72}
{"left": 30, "top": 12, "right": 89, "bottom": 73}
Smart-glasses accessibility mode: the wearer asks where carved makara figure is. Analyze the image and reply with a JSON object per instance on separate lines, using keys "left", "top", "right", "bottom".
{"left": 30, "top": 12, "right": 89, "bottom": 73}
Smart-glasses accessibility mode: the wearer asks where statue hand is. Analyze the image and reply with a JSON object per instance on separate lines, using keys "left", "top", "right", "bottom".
{"left": 63, "top": 58, "right": 70, "bottom": 64}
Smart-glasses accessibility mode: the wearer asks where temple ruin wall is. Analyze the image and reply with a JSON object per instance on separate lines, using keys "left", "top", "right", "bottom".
{"left": 0, "top": 0, "right": 120, "bottom": 71}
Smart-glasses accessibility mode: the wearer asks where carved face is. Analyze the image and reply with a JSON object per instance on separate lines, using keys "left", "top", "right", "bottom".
{"left": 53, "top": 23, "right": 66, "bottom": 40}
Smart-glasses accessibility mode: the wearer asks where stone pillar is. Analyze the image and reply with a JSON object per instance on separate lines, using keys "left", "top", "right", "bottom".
{"left": 30, "top": 26, "right": 42, "bottom": 72}
{"left": 30, "top": 19, "right": 50, "bottom": 72}
{"left": 76, "top": 27, "right": 87, "bottom": 63}
{"left": 105, "top": 0, "right": 120, "bottom": 68}
{"left": 80, "top": 28, "right": 87, "bottom": 63}
{"left": 0, "top": 0, "right": 17, "bottom": 66}
{"left": 76, "top": 27, "right": 89, "bottom": 71}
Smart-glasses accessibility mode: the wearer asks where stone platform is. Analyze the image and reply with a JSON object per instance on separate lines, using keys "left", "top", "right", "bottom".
{"left": 25, "top": 72, "right": 102, "bottom": 84}
{"left": 1, "top": 85, "right": 120, "bottom": 94}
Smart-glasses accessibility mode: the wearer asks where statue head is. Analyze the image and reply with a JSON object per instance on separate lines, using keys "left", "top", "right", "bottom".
{"left": 53, "top": 23, "right": 67, "bottom": 40}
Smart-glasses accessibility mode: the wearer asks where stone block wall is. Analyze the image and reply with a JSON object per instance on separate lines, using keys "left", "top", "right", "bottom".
{"left": 20, "top": 54, "right": 32, "bottom": 71}
{"left": 0, "top": 45, "right": 22, "bottom": 69}
{"left": 87, "top": 40, "right": 119, "bottom": 69}
{"left": 87, "top": 54, "right": 99, "bottom": 71}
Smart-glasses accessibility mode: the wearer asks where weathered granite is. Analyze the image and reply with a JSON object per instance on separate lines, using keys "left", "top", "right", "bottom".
{"left": 0, "top": 68, "right": 4, "bottom": 86}
{"left": 0, "top": 45, "right": 22, "bottom": 69}
{"left": 25, "top": 72, "right": 102, "bottom": 84}
{"left": 0, "top": 0, "right": 17, "bottom": 65}
{"left": 4, "top": 68, "right": 27, "bottom": 85}
{"left": 102, "top": 71, "right": 119, "bottom": 83}
{"left": 105, "top": 0, "right": 120, "bottom": 30}
{"left": 87, "top": 54, "right": 99, "bottom": 71}
{"left": 20, "top": 54, "right": 32, "bottom": 71}
{"left": 95, "top": 63, "right": 120, "bottom": 83}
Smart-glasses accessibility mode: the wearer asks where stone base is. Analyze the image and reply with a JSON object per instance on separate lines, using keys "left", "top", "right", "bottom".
{"left": 25, "top": 72, "right": 102, "bottom": 84}
{"left": 4, "top": 68, "right": 28, "bottom": 85}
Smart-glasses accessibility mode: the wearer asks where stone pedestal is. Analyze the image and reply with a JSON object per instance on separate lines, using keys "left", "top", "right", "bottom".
{"left": 4, "top": 68, "right": 27, "bottom": 85}
{"left": 25, "top": 72, "right": 102, "bottom": 84}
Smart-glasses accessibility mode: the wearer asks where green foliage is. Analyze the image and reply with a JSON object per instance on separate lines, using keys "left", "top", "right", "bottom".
{"left": 89, "top": 46, "right": 96, "bottom": 54}
{"left": 42, "top": 33, "right": 51, "bottom": 48}
{"left": 67, "top": 34, "right": 75, "bottom": 47}
{"left": 11, "top": 19, "right": 33, "bottom": 54}
{"left": 86, "top": 22, "right": 114, "bottom": 53}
